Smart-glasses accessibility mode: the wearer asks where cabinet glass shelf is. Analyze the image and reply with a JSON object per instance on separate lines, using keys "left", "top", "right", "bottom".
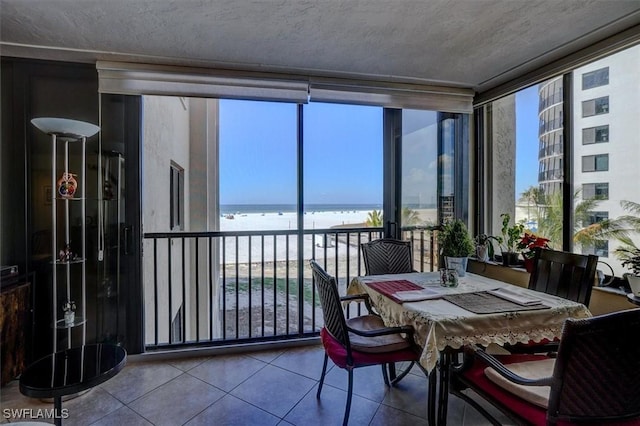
{"left": 51, "top": 258, "right": 86, "bottom": 265}
{"left": 53, "top": 316, "right": 87, "bottom": 329}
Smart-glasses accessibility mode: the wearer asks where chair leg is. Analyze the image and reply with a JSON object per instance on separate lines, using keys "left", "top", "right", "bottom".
{"left": 343, "top": 369, "right": 354, "bottom": 426}
{"left": 389, "top": 362, "right": 396, "bottom": 380}
{"left": 389, "top": 361, "right": 415, "bottom": 386}
{"left": 317, "top": 353, "right": 328, "bottom": 398}
{"left": 381, "top": 363, "right": 390, "bottom": 386}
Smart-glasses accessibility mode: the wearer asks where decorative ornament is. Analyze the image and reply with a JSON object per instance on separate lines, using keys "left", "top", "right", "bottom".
{"left": 57, "top": 172, "right": 78, "bottom": 198}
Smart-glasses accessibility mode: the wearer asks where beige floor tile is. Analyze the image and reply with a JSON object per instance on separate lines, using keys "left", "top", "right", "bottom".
{"left": 230, "top": 364, "right": 315, "bottom": 418}
{"left": 0, "top": 345, "right": 480, "bottom": 425}
{"left": 187, "top": 354, "right": 267, "bottom": 392}
{"left": 185, "top": 394, "right": 279, "bottom": 426}
{"left": 90, "top": 406, "right": 153, "bottom": 426}
{"left": 284, "top": 383, "right": 378, "bottom": 426}
{"left": 270, "top": 345, "right": 328, "bottom": 380}
{"left": 127, "top": 374, "right": 224, "bottom": 425}
{"left": 99, "top": 362, "right": 182, "bottom": 404}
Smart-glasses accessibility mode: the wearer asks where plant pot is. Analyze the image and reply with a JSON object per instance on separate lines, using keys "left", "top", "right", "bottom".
{"left": 523, "top": 257, "right": 535, "bottom": 273}
{"left": 625, "top": 273, "right": 640, "bottom": 297}
{"left": 445, "top": 256, "right": 468, "bottom": 277}
{"left": 501, "top": 252, "right": 520, "bottom": 267}
{"left": 476, "top": 245, "right": 489, "bottom": 262}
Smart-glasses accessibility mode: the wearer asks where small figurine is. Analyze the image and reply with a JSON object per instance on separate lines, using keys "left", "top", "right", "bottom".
{"left": 57, "top": 172, "right": 78, "bottom": 199}
{"left": 63, "top": 300, "right": 76, "bottom": 325}
{"left": 58, "top": 243, "right": 76, "bottom": 262}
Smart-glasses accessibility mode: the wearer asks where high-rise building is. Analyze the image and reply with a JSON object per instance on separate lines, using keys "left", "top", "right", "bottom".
{"left": 538, "top": 77, "right": 564, "bottom": 196}
{"left": 537, "top": 45, "right": 640, "bottom": 274}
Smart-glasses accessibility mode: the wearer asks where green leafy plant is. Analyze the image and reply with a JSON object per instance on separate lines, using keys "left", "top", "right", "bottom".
{"left": 499, "top": 213, "right": 524, "bottom": 253}
{"left": 366, "top": 210, "right": 383, "bottom": 227}
{"left": 474, "top": 233, "right": 502, "bottom": 260}
{"left": 439, "top": 219, "right": 474, "bottom": 257}
{"left": 618, "top": 243, "right": 640, "bottom": 276}
{"left": 402, "top": 207, "right": 422, "bottom": 226}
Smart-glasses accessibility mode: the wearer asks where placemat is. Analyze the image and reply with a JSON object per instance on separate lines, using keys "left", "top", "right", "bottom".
{"left": 366, "top": 280, "right": 423, "bottom": 304}
{"left": 443, "top": 291, "right": 550, "bottom": 314}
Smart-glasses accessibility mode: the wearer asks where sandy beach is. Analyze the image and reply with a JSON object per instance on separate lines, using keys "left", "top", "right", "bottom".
{"left": 219, "top": 209, "right": 436, "bottom": 265}
{"left": 219, "top": 210, "right": 371, "bottom": 264}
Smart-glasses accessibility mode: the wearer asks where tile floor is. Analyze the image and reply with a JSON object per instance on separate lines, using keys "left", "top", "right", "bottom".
{"left": 1, "top": 343, "right": 513, "bottom": 425}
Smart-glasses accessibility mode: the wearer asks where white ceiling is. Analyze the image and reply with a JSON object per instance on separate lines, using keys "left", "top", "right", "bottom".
{"left": 2, "top": 0, "right": 640, "bottom": 93}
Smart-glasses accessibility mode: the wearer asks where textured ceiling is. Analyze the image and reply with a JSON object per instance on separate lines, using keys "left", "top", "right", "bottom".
{"left": 2, "top": 0, "right": 640, "bottom": 93}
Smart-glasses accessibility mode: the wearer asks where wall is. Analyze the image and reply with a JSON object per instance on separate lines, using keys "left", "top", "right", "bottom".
{"left": 187, "top": 98, "right": 221, "bottom": 339}
{"left": 142, "top": 95, "right": 191, "bottom": 344}
{"left": 142, "top": 96, "right": 221, "bottom": 344}
{"left": 489, "top": 95, "right": 517, "bottom": 238}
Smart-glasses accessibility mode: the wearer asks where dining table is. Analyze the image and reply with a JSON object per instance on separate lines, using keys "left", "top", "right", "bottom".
{"left": 347, "top": 271, "right": 592, "bottom": 425}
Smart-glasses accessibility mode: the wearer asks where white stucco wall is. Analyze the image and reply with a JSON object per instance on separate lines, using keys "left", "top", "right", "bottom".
{"left": 489, "top": 95, "right": 517, "bottom": 240}
{"left": 142, "top": 95, "right": 191, "bottom": 344}
{"left": 142, "top": 96, "right": 221, "bottom": 345}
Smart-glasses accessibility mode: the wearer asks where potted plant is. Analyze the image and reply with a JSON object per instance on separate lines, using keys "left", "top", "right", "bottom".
{"left": 618, "top": 246, "right": 640, "bottom": 297}
{"left": 499, "top": 213, "right": 524, "bottom": 267}
{"left": 439, "top": 218, "right": 474, "bottom": 276}
{"left": 517, "top": 232, "right": 550, "bottom": 273}
{"left": 474, "top": 233, "right": 502, "bottom": 262}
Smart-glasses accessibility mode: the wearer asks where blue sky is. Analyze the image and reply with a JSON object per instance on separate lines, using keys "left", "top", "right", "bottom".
{"left": 219, "top": 100, "right": 382, "bottom": 205}
{"left": 220, "top": 92, "right": 539, "bottom": 205}
{"left": 515, "top": 85, "right": 540, "bottom": 196}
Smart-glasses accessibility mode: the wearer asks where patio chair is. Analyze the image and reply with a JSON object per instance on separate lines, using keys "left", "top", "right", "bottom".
{"left": 528, "top": 248, "right": 597, "bottom": 306}
{"left": 309, "top": 259, "right": 425, "bottom": 425}
{"left": 361, "top": 238, "right": 419, "bottom": 379}
{"left": 506, "top": 248, "right": 598, "bottom": 354}
{"left": 361, "top": 238, "right": 414, "bottom": 276}
{"left": 450, "top": 309, "right": 640, "bottom": 425}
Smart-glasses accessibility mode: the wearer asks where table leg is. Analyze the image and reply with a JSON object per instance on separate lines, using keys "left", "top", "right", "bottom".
{"left": 427, "top": 369, "right": 437, "bottom": 426}
{"left": 437, "top": 351, "right": 451, "bottom": 425}
{"left": 54, "top": 396, "right": 62, "bottom": 426}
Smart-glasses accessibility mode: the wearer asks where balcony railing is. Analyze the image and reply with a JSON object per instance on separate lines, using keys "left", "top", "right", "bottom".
{"left": 143, "top": 226, "right": 439, "bottom": 351}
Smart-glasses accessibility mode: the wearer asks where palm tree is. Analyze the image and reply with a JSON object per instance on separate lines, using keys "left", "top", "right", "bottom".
{"left": 402, "top": 207, "right": 422, "bottom": 226}
{"left": 536, "top": 190, "right": 603, "bottom": 250}
{"left": 366, "top": 210, "right": 383, "bottom": 227}
{"left": 520, "top": 186, "right": 545, "bottom": 222}
{"left": 576, "top": 200, "right": 640, "bottom": 260}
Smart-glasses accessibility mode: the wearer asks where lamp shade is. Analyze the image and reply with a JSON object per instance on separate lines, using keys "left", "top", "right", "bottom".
{"left": 31, "top": 117, "right": 100, "bottom": 139}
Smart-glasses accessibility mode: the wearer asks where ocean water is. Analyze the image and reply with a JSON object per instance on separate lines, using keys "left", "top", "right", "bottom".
{"left": 220, "top": 203, "right": 434, "bottom": 214}
{"left": 220, "top": 203, "right": 383, "bottom": 214}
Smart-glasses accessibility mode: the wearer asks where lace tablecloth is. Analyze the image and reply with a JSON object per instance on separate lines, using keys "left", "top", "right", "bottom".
{"left": 348, "top": 272, "right": 592, "bottom": 372}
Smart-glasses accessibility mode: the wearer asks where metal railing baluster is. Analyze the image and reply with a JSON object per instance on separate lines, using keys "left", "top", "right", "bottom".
{"left": 143, "top": 226, "right": 434, "bottom": 350}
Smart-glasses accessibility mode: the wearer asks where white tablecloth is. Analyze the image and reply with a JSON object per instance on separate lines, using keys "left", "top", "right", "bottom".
{"left": 348, "top": 272, "right": 592, "bottom": 372}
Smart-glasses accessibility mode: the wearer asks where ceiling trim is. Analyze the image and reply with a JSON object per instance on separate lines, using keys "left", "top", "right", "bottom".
{"left": 475, "top": 23, "right": 640, "bottom": 105}
{"left": 97, "top": 61, "right": 475, "bottom": 112}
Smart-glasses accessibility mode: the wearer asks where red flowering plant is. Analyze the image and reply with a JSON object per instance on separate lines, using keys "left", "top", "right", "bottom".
{"left": 517, "top": 232, "right": 550, "bottom": 260}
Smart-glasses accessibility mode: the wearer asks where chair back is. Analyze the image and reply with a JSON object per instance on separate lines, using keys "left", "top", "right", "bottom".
{"left": 309, "top": 260, "right": 351, "bottom": 351}
{"left": 528, "top": 248, "right": 597, "bottom": 306}
{"left": 361, "top": 238, "right": 413, "bottom": 276}
{"left": 548, "top": 309, "right": 640, "bottom": 423}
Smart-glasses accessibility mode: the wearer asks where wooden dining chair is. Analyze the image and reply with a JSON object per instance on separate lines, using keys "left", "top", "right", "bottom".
{"left": 528, "top": 248, "right": 598, "bottom": 306}
{"left": 361, "top": 238, "right": 414, "bottom": 276}
{"left": 309, "top": 259, "right": 425, "bottom": 425}
{"left": 505, "top": 248, "right": 598, "bottom": 354}
{"left": 451, "top": 309, "right": 640, "bottom": 425}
